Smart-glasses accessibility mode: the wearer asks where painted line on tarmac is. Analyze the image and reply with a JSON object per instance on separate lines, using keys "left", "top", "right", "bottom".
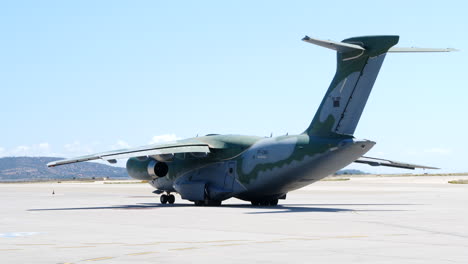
{"left": 14, "top": 243, "right": 55, "bottom": 246}
{"left": 187, "top": 240, "right": 249, "bottom": 244}
{"left": 123, "top": 243, "right": 158, "bottom": 246}
{"left": 157, "top": 240, "right": 249, "bottom": 244}
{"left": 170, "top": 247, "right": 200, "bottom": 251}
{"left": 126, "top": 251, "right": 158, "bottom": 256}
{"left": 83, "top": 257, "right": 114, "bottom": 261}
{"left": 255, "top": 240, "right": 282, "bottom": 244}
{"left": 56, "top": 246, "right": 96, "bottom": 249}
{"left": 331, "top": 236, "right": 368, "bottom": 239}
{"left": 82, "top": 242, "right": 124, "bottom": 245}
{"left": 122, "top": 239, "right": 250, "bottom": 246}
{"left": 279, "top": 235, "right": 369, "bottom": 241}
{"left": 212, "top": 243, "right": 245, "bottom": 247}
{"left": 280, "top": 237, "right": 321, "bottom": 241}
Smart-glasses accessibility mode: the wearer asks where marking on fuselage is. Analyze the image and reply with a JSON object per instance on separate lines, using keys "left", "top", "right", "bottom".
{"left": 241, "top": 137, "right": 298, "bottom": 175}
{"left": 342, "top": 46, "right": 364, "bottom": 61}
{"left": 339, "top": 77, "right": 348, "bottom": 93}
{"left": 319, "top": 72, "right": 360, "bottom": 124}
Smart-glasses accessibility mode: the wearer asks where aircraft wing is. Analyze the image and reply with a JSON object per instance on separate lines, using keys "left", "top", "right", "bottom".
{"left": 354, "top": 156, "right": 439, "bottom": 170}
{"left": 47, "top": 140, "right": 211, "bottom": 167}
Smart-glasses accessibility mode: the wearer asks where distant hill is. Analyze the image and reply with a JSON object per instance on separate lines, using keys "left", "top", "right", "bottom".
{"left": 334, "top": 169, "right": 367, "bottom": 175}
{"left": 0, "top": 157, "right": 130, "bottom": 181}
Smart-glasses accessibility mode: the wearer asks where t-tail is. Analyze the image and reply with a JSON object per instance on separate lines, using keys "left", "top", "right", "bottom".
{"left": 302, "top": 35, "right": 455, "bottom": 137}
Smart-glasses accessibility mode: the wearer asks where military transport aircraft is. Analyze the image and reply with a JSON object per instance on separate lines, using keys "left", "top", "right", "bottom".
{"left": 48, "top": 35, "right": 455, "bottom": 206}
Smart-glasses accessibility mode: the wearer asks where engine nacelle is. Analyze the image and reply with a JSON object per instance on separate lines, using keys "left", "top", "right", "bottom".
{"left": 153, "top": 153, "right": 175, "bottom": 162}
{"left": 147, "top": 159, "right": 169, "bottom": 177}
{"left": 126, "top": 157, "right": 169, "bottom": 180}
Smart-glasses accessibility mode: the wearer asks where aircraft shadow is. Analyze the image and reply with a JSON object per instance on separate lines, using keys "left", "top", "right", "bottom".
{"left": 223, "top": 204, "right": 408, "bottom": 214}
{"left": 28, "top": 203, "right": 410, "bottom": 214}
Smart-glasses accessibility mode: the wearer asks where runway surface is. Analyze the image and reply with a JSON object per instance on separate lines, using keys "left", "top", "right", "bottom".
{"left": 1, "top": 175, "right": 468, "bottom": 263}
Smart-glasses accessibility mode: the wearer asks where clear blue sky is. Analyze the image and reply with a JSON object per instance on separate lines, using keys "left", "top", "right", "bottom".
{"left": 1, "top": 1, "right": 466, "bottom": 173}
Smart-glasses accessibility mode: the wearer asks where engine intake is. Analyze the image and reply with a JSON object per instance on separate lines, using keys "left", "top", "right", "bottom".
{"left": 147, "top": 159, "right": 169, "bottom": 178}
{"left": 126, "top": 157, "right": 168, "bottom": 180}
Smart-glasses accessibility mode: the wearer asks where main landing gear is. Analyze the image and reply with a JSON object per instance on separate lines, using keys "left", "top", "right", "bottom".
{"left": 160, "top": 193, "right": 175, "bottom": 204}
{"left": 194, "top": 199, "right": 222, "bottom": 206}
{"left": 251, "top": 199, "right": 279, "bottom": 206}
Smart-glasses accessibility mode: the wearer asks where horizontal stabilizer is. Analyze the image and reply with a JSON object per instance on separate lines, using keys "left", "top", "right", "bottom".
{"left": 302, "top": 36, "right": 365, "bottom": 53}
{"left": 355, "top": 156, "right": 439, "bottom": 170}
{"left": 302, "top": 36, "right": 458, "bottom": 53}
{"left": 388, "top": 47, "right": 458, "bottom": 53}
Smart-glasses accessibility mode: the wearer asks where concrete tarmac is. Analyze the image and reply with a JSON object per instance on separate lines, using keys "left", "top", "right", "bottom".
{"left": 1, "top": 175, "right": 468, "bottom": 263}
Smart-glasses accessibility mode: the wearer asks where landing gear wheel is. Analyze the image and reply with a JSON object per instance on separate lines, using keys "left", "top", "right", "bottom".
{"left": 160, "top": 194, "right": 168, "bottom": 204}
{"left": 251, "top": 199, "right": 278, "bottom": 206}
{"left": 203, "top": 199, "right": 221, "bottom": 206}
{"left": 194, "top": 200, "right": 221, "bottom": 206}
{"left": 168, "top": 194, "right": 175, "bottom": 204}
{"left": 205, "top": 200, "right": 221, "bottom": 206}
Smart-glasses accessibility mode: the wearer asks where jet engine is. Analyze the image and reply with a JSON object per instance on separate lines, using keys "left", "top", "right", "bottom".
{"left": 126, "top": 157, "right": 169, "bottom": 180}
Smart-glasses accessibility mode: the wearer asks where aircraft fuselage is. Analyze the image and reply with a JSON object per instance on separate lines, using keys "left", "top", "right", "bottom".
{"left": 127, "top": 134, "right": 375, "bottom": 203}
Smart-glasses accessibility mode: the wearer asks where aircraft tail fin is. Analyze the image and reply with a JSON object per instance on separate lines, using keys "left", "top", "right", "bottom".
{"left": 303, "top": 35, "right": 399, "bottom": 137}
{"left": 303, "top": 35, "right": 457, "bottom": 137}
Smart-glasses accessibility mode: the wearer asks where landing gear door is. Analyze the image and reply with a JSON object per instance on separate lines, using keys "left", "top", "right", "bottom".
{"left": 224, "top": 161, "right": 236, "bottom": 190}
